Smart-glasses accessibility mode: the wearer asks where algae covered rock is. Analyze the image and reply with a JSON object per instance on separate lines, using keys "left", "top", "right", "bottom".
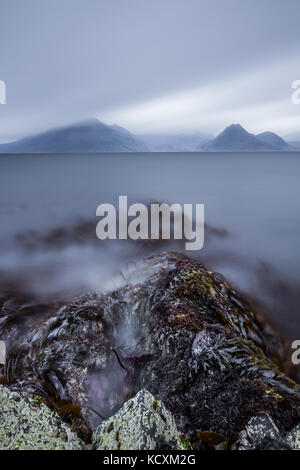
{"left": 1, "top": 252, "right": 300, "bottom": 449}
{"left": 0, "top": 385, "right": 84, "bottom": 450}
{"left": 92, "top": 389, "right": 183, "bottom": 450}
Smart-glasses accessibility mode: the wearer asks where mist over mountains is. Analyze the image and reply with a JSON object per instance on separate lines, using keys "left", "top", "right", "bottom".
{"left": 0, "top": 119, "right": 296, "bottom": 153}
{"left": 138, "top": 132, "right": 213, "bottom": 152}
{"left": 203, "top": 124, "right": 292, "bottom": 151}
{"left": 0, "top": 119, "right": 147, "bottom": 153}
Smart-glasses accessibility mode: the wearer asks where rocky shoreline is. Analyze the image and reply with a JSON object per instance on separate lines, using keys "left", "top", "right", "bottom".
{"left": 1, "top": 252, "right": 300, "bottom": 450}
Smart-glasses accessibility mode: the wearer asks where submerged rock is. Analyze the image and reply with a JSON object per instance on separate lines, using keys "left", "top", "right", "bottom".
{"left": 0, "top": 384, "right": 84, "bottom": 450}
{"left": 1, "top": 252, "right": 299, "bottom": 448}
{"left": 93, "top": 389, "right": 183, "bottom": 450}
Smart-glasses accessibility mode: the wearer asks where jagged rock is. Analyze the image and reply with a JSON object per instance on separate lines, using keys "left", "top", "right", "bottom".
{"left": 92, "top": 389, "right": 183, "bottom": 450}
{"left": 1, "top": 252, "right": 299, "bottom": 448}
{"left": 0, "top": 385, "right": 84, "bottom": 450}
{"left": 285, "top": 424, "right": 300, "bottom": 449}
{"left": 232, "top": 412, "right": 281, "bottom": 450}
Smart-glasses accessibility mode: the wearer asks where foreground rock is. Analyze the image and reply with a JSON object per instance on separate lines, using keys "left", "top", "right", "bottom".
{"left": 232, "top": 413, "right": 300, "bottom": 450}
{"left": 1, "top": 252, "right": 299, "bottom": 449}
{"left": 0, "top": 385, "right": 84, "bottom": 450}
{"left": 232, "top": 413, "right": 282, "bottom": 450}
{"left": 93, "top": 389, "right": 183, "bottom": 450}
{"left": 285, "top": 424, "right": 300, "bottom": 450}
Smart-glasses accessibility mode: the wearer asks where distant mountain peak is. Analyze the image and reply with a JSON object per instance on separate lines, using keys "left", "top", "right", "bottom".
{"left": 0, "top": 119, "right": 148, "bottom": 153}
{"left": 256, "top": 131, "right": 289, "bottom": 150}
{"left": 219, "top": 123, "right": 249, "bottom": 136}
{"left": 226, "top": 123, "right": 246, "bottom": 130}
{"left": 204, "top": 123, "right": 288, "bottom": 151}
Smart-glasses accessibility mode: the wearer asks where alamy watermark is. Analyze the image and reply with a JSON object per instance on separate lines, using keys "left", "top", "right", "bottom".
{"left": 0, "top": 80, "right": 6, "bottom": 104}
{"left": 291, "top": 80, "right": 300, "bottom": 104}
{"left": 96, "top": 196, "right": 204, "bottom": 251}
{"left": 0, "top": 340, "right": 6, "bottom": 365}
{"left": 291, "top": 340, "right": 300, "bottom": 365}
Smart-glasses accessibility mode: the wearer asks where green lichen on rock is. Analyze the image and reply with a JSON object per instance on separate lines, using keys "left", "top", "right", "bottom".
{"left": 0, "top": 385, "right": 84, "bottom": 450}
{"left": 92, "top": 389, "right": 183, "bottom": 450}
{"left": 232, "top": 412, "right": 281, "bottom": 450}
{"left": 232, "top": 413, "right": 300, "bottom": 450}
{"left": 285, "top": 424, "right": 300, "bottom": 450}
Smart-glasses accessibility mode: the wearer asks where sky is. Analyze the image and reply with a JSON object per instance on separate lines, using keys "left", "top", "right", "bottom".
{"left": 0, "top": 0, "right": 300, "bottom": 142}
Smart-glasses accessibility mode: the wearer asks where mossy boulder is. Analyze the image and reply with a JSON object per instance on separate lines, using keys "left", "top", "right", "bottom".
{"left": 0, "top": 385, "right": 84, "bottom": 450}
{"left": 93, "top": 389, "right": 183, "bottom": 450}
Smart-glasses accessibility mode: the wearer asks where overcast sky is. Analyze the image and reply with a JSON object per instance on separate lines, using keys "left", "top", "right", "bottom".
{"left": 0, "top": 0, "right": 300, "bottom": 142}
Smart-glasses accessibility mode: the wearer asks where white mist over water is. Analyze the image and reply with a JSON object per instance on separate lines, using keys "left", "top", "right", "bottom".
{"left": 0, "top": 152, "right": 300, "bottom": 334}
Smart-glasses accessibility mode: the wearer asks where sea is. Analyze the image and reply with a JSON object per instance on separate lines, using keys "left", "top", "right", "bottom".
{"left": 1, "top": 151, "right": 300, "bottom": 336}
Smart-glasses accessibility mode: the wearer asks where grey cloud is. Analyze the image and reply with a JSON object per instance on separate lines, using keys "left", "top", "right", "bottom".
{"left": 0, "top": 0, "right": 300, "bottom": 140}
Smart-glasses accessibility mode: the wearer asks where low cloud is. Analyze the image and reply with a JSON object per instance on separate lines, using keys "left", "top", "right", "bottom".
{"left": 100, "top": 56, "right": 300, "bottom": 137}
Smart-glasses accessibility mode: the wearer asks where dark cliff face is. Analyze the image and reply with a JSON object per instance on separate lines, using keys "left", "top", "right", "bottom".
{"left": 0, "top": 252, "right": 299, "bottom": 446}
{"left": 0, "top": 119, "right": 147, "bottom": 153}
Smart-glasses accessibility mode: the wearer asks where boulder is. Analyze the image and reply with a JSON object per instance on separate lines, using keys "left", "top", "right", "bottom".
{"left": 285, "top": 424, "right": 300, "bottom": 450}
{"left": 232, "top": 413, "right": 282, "bottom": 450}
{"left": 1, "top": 252, "right": 299, "bottom": 448}
{"left": 0, "top": 385, "right": 84, "bottom": 450}
{"left": 92, "top": 389, "right": 183, "bottom": 450}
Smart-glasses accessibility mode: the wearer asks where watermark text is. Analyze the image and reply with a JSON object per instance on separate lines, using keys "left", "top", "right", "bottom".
{"left": 96, "top": 196, "right": 204, "bottom": 251}
{"left": 291, "top": 80, "right": 300, "bottom": 104}
{"left": 0, "top": 80, "right": 6, "bottom": 104}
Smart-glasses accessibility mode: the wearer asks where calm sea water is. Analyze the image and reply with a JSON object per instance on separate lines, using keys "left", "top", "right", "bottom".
{"left": 0, "top": 152, "right": 300, "bottom": 334}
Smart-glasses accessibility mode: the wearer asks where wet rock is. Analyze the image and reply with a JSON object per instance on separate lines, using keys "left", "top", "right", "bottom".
{"left": 92, "top": 389, "right": 183, "bottom": 450}
{"left": 1, "top": 252, "right": 299, "bottom": 448}
{"left": 0, "top": 385, "right": 84, "bottom": 450}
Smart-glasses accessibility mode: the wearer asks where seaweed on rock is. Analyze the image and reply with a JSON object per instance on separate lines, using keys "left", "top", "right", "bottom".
{"left": 0, "top": 252, "right": 299, "bottom": 448}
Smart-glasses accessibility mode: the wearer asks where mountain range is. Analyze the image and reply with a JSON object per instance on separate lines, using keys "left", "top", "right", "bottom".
{"left": 0, "top": 120, "right": 297, "bottom": 153}
{"left": 203, "top": 124, "right": 292, "bottom": 151}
